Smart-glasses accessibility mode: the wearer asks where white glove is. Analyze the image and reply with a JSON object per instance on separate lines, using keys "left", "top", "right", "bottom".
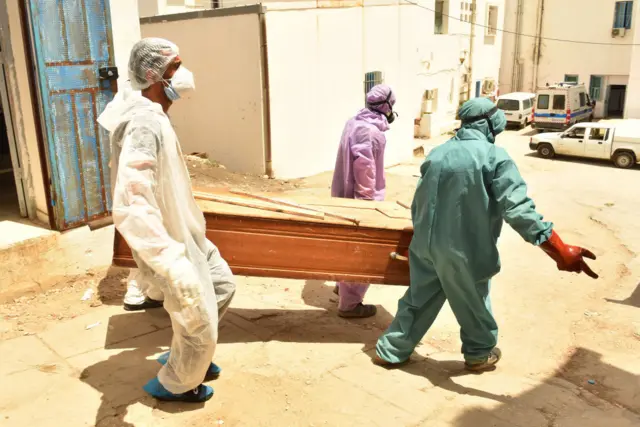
{"left": 168, "top": 257, "right": 204, "bottom": 308}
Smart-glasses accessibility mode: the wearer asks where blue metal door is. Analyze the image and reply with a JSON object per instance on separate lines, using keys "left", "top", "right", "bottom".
{"left": 475, "top": 80, "right": 481, "bottom": 98}
{"left": 28, "top": 0, "right": 115, "bottom": 230}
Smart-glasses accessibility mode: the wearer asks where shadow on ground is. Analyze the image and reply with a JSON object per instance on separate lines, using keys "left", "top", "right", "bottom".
{"left": 81, "top": 279, "right": 399, "bottom": 426}
{"left": 606, "top": 282, "right": 640, "bottom": 308}
{"left": 79, "top": 310, "right": 204, "bottom": 427}
{"left": 451, "top": 347, "right": 640, "bottom": 426}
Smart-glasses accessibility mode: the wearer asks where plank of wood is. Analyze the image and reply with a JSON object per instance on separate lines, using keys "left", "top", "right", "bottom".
{"left": 376, "top": 207, "right": 412, "bottom": 220}
{"left": 230, "top": 189, "right": 360, "bottom": 225}
{"left": 396, "top": 200, "right": 411, "bottom": 210}
{"left": 193, "top": 192, "right": 325, "bottom": 220}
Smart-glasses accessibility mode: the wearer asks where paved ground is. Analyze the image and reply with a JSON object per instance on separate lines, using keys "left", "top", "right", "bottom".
{"left": 1, "top": 128, "right": 639, "bottom": 426}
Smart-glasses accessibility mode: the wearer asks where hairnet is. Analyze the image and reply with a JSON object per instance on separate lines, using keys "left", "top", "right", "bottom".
{"left": 128, "top": 38, "right": 180, "bottom": 90}
{"left": 366, "top": 84, "right": 396, "bottom": 115}
{"left": 458, "top": 97, "right": 507, "bottom": 142}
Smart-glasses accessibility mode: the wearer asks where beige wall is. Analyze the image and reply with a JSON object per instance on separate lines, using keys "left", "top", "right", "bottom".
{"left": 141, "top": 10, "right": 267, "bottom": 175}
{"left": 626, "top": 14, "right": 640, "bottom": 118}
{"left": 501, "top": 0, "right": 636, "bottom": 97}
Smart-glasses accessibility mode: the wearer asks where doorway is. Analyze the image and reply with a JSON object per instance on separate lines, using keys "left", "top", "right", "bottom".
{"left": 607, "top": 85, "right": 627, "bottom": 118}
{"left": 0, "top": 70, "right": 23, "bottom": 222}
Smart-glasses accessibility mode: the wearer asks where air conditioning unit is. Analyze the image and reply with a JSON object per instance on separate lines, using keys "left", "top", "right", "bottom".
{"left": 612, "top": 28, "right": 626, "bottom": 37}
{"left": 482, "top": 79, "right": 496, "bottom": 94}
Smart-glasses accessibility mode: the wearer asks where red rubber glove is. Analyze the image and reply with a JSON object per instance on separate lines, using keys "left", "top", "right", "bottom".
{"left": 540, "top": 230, "right": 598, "bottom": 279}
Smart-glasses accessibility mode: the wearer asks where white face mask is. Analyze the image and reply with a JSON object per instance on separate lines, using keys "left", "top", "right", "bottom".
{"left": 164, "top": 66, "right": 196, "bottom": 101}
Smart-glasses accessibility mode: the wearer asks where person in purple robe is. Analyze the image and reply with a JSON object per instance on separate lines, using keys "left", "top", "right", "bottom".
{"left": 330, "top": 84, "right": 397, "bottom": 318}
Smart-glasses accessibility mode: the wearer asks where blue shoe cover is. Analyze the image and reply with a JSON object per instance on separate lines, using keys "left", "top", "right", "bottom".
{"left": 157, "top": 351, "right": 221, "bottom": 380}
{"left": 143, "top": 377, "right": 213, "bottom": 402}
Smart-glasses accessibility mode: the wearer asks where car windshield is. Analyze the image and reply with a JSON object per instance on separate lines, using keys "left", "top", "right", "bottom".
{"left": 497, "top": 99, "right": 519, "bottom": 111}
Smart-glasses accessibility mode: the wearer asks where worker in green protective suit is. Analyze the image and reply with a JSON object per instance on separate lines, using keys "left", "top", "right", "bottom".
{"left": 375, "top": 97, "right": 598, "bottom": 372}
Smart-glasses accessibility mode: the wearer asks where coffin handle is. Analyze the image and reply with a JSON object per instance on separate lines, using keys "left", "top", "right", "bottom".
{"left": 389, "top": 252, "right": 408, "bottom": 262}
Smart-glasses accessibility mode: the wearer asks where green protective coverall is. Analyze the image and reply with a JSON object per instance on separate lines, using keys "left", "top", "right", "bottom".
{"left": 376, "top": 97, "right": 554, "bottom": 364}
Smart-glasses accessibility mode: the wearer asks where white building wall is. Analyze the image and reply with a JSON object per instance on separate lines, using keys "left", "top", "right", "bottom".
{"left": 137, "top": 0, "right": 504, "bottom": 179}
{"left": 500, "top": 0, "right": 639, "bottom": 118}
{"left": 265, "top": 0, "right": 504, "bottom": 179}
{"left": 626, "top": 10, "right": 640, "bottom": 118}
{"left": 472, "top": 0, "right": 505, "bottom": 94}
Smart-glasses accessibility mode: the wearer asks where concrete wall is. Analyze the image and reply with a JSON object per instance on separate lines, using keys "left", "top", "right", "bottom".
{"left": 267, "top": 2, "right": 464, "bottom": 179}
{"left": 110, "top": 0, "right": 142, "bottom": 89}
{"left": 472, "top": 0, "right": 505, "bottom": 93}
{"left": 501, "top": 0, "right": 638, "bottom": 97}
{"left": 536, "top": 0, "right": 635, "bottom": 88}
{"left": 404, "top": 1, "right": 474, "bottom": 138}
{"left": 141, "top": 7, "right": 267, "bottom": 175}
{"left": 626, "top": 12, "right": 640, "bottom": 118}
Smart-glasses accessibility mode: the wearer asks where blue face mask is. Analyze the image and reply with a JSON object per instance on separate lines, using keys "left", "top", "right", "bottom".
{"left": 163, "top": 84, "right": 180, "bottom": 102}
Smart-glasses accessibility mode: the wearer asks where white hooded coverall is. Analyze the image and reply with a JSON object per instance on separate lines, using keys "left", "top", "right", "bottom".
{"left": 98, "top": 86, "right": 235, "bottom": 394}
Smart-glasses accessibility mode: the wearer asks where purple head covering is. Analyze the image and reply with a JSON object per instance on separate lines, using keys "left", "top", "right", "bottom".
{"left": 366, "top": 84, "right": 396, "bottom": 115}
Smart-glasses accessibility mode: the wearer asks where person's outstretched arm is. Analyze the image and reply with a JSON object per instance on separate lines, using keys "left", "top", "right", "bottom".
{"left": 490, "top": 149, "right": 597, "bottom": 278}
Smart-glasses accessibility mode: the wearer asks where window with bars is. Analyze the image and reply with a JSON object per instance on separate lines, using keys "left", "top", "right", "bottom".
{"left": 364, "top": 71, "right": 384, "bottom": 95}
{"left": 434, "top": 1, "right": 449, "bottom": 34}
{"left": 614, "top": 1, "right": 634, "bottom": 29}
{"left": 590, "top": 75, "right": 603, "bottom": 100}
{"left": 564, "top": 74, "right": 579, "bottom": 84}
{"left": 485, "top": 5, "right": 498, "bottom": 36}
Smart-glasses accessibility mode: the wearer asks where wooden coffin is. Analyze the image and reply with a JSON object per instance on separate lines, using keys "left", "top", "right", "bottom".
{"left": 112, "top": 190, "right": 413, "bottom": 286}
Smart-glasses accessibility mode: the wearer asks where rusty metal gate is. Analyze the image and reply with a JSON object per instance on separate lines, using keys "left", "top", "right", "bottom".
{"left": 27, "top": 0, "right": 116, "bottom": 230}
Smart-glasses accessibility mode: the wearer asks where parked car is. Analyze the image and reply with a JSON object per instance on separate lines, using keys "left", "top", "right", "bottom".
{"left": 532, "top": 83, "right": 595, "bottom": 132}
{"left": 529, "top": 121, "right": 640, "bottom": 169}
{"left": 496, "top": 92, "right": 536, "bottom": 128}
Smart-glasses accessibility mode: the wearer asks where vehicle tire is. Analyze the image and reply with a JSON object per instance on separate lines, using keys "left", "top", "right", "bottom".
{"left": 537, "top": 144, "right": 555, "bottom": 159}
{"left": 613, "top": 151, "right": 635, "bottom": 169}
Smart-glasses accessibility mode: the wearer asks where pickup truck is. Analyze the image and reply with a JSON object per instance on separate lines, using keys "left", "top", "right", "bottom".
{"left": 528, "top": 122, "right": 640, "bottom": 169}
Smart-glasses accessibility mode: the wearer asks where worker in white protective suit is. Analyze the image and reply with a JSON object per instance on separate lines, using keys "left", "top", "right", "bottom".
{"left": 97, "top": 38, "right": 235, "bottom": 403}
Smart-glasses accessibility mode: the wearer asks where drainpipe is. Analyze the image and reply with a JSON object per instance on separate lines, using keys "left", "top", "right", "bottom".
{"left": 466, "top": 0, "right": 477, "bottom": 99}
{"left": 511, "top": 0, "right": 523, "bottom": 92}
{"left": 532, "top": 0, "right": 545, "bottom": 92}
{"left": 258, "top": 7, "right": 273, "bottom": 178}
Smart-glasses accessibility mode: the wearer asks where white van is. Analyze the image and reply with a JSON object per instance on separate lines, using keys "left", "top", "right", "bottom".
{"left": 496, "top": 92, "right": 536, "bottom": 128}
{"left": 532, "top": 83, "right": 595, "bottom": 132}
{"left": 529, "top": 121, "right": 640, "bottom": 169}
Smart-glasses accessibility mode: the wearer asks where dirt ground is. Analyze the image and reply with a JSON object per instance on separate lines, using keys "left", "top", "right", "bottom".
{"left": 1, "top": 129, "right": 639, "bottom": 426}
